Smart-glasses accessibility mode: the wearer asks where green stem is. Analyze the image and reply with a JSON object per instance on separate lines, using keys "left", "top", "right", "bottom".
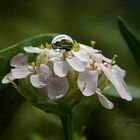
{"left": 61, "top": 112, "right": 73, "bottom": 140}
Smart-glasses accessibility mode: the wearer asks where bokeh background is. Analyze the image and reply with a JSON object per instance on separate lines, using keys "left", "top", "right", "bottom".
{"left": 0, "top": 0, "right": 140, "bottom": 140}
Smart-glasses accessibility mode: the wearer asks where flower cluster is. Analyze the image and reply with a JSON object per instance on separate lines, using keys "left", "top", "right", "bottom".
{"left": 2, "top": 34, "right": 132, "bottom": 109}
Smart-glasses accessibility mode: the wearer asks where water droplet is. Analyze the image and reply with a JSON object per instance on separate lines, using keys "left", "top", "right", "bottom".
{"left": 51, "top": 34, "right": 73, "bottom": 51}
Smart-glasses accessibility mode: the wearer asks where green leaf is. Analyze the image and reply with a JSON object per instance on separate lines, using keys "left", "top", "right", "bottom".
{"left": 0, "top": 33, "right": 57, "bottom": 89}
{"left": 118, "top": 17, "right": 140, "bottom": 67}
{"left": 34, "top": 102, "right": 63, "bottom": 115}
{"left": 73, "top": 133, "right": 86, "bottom": 140}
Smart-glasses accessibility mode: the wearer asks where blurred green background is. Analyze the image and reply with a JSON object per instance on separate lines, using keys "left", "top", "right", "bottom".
{"left": 0, "top": 0, "right": 140, "bottom": 140}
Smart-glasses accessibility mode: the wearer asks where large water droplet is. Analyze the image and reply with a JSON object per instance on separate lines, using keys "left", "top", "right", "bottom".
{"left": 51, "top": 34, "right": 73, "bottom": 51}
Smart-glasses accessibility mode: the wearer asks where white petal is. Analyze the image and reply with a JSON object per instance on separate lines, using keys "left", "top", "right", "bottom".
{"left": 53, "top": 60, "right": 68, "bottom": 77}
{"left": 96, "top": 89, "right": 114, "bottom": 109}
{"left": 113, "top": 65, "right": 126, "bottom": 77}
{"left": 66, "top": 57, "right": 85, "bottom": 72}
{"left": 49, "top": 55, "right": 61, "bottom": 62}
{"left": 10, "top": 53, "right": 27, "bottom": 67}
{"left": 101, "top": 54, "right": 113, "bottom": 63}
{"left": 80, "top": 44, "right": 99, "bottom": 53}
{"left": 91, "top": 54, "right": 113, "bottom": 64}
{"left": 2, "top": 72, "right": 15, "bottom": 84}
{"left": 77, "top": 69, "right": 98, "bottom": 96}
{"left": 24, "top": 46, "right": 42, "bottom": 53}
{"left": 98, "top": 64, "right": 132, "bottom": 101}
{"left": 91, "top": 53, "right": 102, "bottom": 63}
{"left": 39, "top": 64, "right": 52, "bottom": 76}
{"left": 48, "top": 49, "right": 62, "bottom": 58}
{"left": 11, "top": 67, "right": 31, "bottom": 79}
{"left": 47, "top": 77, "right": 69, "bottom": 100}
{"left": 72, "top": 49, "right": 91, "bottom": 62}
{"left": 112, "top": 66, "right": 132, "bottom": 101}
{"left": 30, "top": 74, "right": 47, "bottom": 88}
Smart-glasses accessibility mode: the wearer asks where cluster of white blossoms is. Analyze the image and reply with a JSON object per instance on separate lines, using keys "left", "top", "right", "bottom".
{"left": 2, "top": 34, "right": 132, "bottom": 109}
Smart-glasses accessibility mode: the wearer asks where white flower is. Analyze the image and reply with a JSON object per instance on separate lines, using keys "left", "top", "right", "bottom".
{"left": 24, "top": 46, "right": 61, "bottom": 58}
{"left": 76, "top": 43, "right": 132, "bottom": 99}
{"left": 72, "top": 44, "right": 99, "bottom": 63}
{"left": 97, "top": 63, "right": 132, "bottom": 101}
{"left": 2, "top": 53, "right": 69, "bottom": 100}
{"left": 47, "top": 76, "right": 69, "bottom": 100}
{"left": 53, "top": 54, "right": 85, "bottom": 77}
{"left": 2, "top": 71, "right": 15, "bottom": 84}
{"left": 77, "top": 68, "right": 98, "bottom": 96}
{"left": 77, "top": 67, "right": 114, "bottom": 109}
{"left": 2, "top": 53, "right": 29, "bottom": 84}
{"left": 24, "top": 46, "right": 43, "bottom": 54}
{"left": 75, "top": 43, "right": 132, "bottom": 109}
{"left": 2, "top": 53, "right": 51, "bottom": 88}
{"left": 96, "top": 88, "right": 114, "bottom": 109}
{"left": 76, "top": 46, "right": 112, "bottom": 96}
{"left": 2, "top": 34, "right": 132, "bottom": 106}
{"left": 24, "top": 45, "right": 86, "bottom": 77}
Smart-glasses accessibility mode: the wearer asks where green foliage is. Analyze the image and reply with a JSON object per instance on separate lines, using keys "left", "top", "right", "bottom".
{"left": 118, "top": 17, "right": 140, "bottom": 68}
{"left": 117, "top": 17, "right": 140, "bottom": 99}
{"left": 73, "top": 133, "right": 86, "bottom": 140}
{"left": 29, "top": 133, "right": 44, "bottom": 140}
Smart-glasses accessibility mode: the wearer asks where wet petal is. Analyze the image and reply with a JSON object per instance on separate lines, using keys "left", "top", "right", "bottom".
{"left": 66, "top": 57, "right": 85, "bottom": 72}
{"left": 77, "top": 69, "right": 98, "bottom": 96}
{"left": 11, "top": 67, "right": 31, "bottom": 79}
{"left": 30, "top": 74, "right": 48, "bottom": 88}
{"left": 10, "top": 53, "right": 27, "bottom": 67}
{"left": 49, "top": 49, "right": 62, "bottom": 58}
{"left": 2, "top": 71, "right": 15, "bottom": 84}
{"left": 53, "top": 60, "right": 68, "bottom": 77}
{"left": 98, "top": 64, "right": 132, "bottom": 101}
{"left": 96, "top": 89, "right": 114, "bottom": 109}
{"left": 47, "top": 77, "right": 69, "bottom": 100}
{"left": 24, "top": 46, "right": 42, "bottom": 53}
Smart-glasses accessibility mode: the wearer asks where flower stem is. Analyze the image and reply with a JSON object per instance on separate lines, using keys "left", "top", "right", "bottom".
{"left": 61, "top": 112, "right": 73, "bottom": 140}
